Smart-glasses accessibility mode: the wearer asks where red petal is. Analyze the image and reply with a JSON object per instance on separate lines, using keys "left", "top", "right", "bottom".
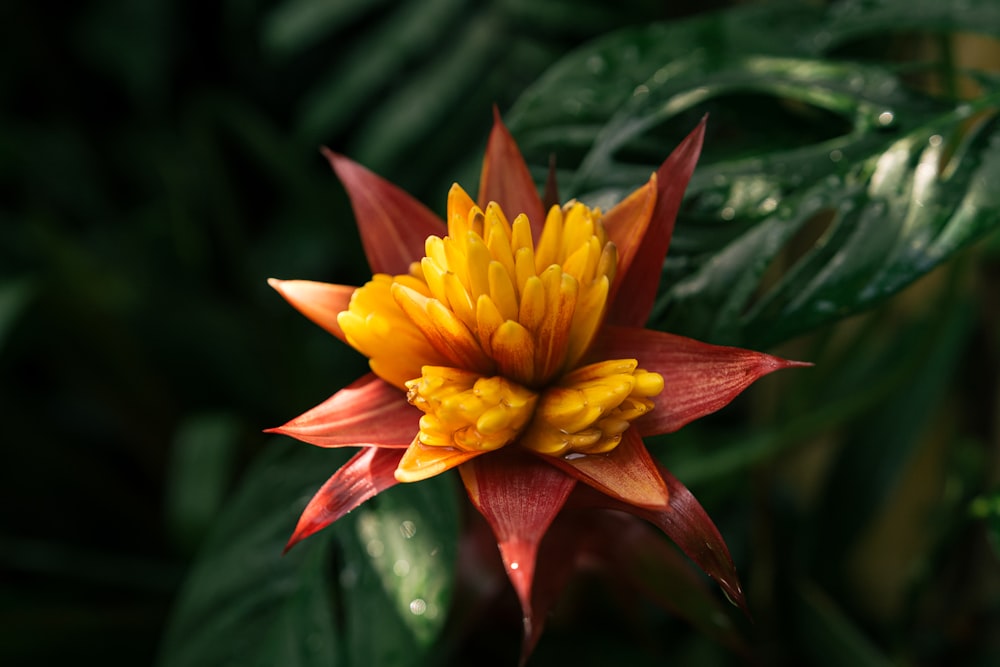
{"left": 606, "top": 118, "right": 706, "bottom": 327}
{"left": 394, "top": 439, "right": 486, "bottom": 482}
{"left": 459, "top": 448, "right": 575, "bottom": 646}
{"left": 285, "top": 447, "right": 404, "bottom": 552}
{"left": 601, "top": 173, "right": 657, "bottom": 305}
{"left": 521, "top": 511, "right": 591, "bottom": 661}
{"left": 268, "top": 278, "right": 353, "bottom": 343}
{"left": 539, "top": 429, "right": 669, "bottom": 510}
{"left": 478, "top": 107, "right": 546, "bottom": 239}
{"left": 600, "top": 325, "right": 811, "bottom": 436}
{"left": 323, "top": 148, "right": 445, "bottom": 275}
{"left": 266, "top": 373, "right": 417, "bottom": 448}
{"left": 573, "top": 464, "right": 748, "bottom": 614}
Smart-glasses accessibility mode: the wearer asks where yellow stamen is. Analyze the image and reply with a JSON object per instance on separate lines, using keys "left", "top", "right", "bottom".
{"left": 336, "top": 183, "right": 663, "bottom": 476}
{"left": 520, "top": 359, "right": 663, "bottom": 457}
{"left": 406, "top": 367, "right": 538, "bottom": 452}
{"left": 337, "top": 274, "right": 446, "bottom": 389}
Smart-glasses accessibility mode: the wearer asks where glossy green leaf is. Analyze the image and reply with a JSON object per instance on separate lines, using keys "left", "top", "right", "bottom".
{"left": 157, "top": 444, "right": 342, "bottom": 667}
{"left": 505, "top": 3, "right": 1000, "bottom": 347}
{"left": 339, "top": 478, "right": 458, "bottom": 665}
{"left": 158, "top": 442, "right": 458, "bottom": 667}
{"left": 821, "top": 0, "right": 1000, "bottom": 43}
{"left": 663, "top": 102, "right": 1000, "bottom": 347}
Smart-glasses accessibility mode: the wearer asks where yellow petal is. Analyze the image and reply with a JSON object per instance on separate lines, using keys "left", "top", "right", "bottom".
{"left": 395, "top": 438, "right": 484, "bottom": 482}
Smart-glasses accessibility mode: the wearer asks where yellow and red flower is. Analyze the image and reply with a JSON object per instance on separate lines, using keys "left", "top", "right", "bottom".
{"left": 269, "top": 111, "right": 807, "bottom": 656}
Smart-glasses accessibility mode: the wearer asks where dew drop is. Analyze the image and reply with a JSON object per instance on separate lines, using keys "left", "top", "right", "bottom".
{"left": 760, "top": 197, "right": 778, "bottom": 213}
{"left": 928, "top": 134, "right": 943, "bottom": 147}
{"left": 720, "top": 206, "right": 735, "bottom": 221}
{"left": 829, "top": 149, "right": 843, "bottom": 163}
{"left": 633, "top": 84, "right": 650, "bottom": 97}
{"left": 510, "top": 561, "right": 520, "bottom": 570}
{"left": 877, "top": 110, "right": 895, "bottom": 126}
{"left": 409, "top": 598, "right": 427, "bottom": 615}
{"left": 399, "top": 520, "right": 417, "bottom": 539}
{"left": 393, "top": 559, "right": 411, "bottom": 577}
{"left": 366, "top": 539, "right": 384, "bottom": 558}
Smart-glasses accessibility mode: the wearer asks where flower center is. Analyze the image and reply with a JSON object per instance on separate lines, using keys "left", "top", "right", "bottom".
{"left": 338, "top": 184, "right": 663, "bottom": 464}
{"left": 406, "top": 367, "right": 537, "bottom": 452}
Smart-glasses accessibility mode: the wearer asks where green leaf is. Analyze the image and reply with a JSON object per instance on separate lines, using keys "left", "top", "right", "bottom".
{"left": 662, "top": 101, "right": 1000, "bottom": 347}
{"left": 504, "top": 4, "right": 1000, "bottom": 347}
{"left": 794, "top": 580, "right": 895, "bottom": 667}
{"left": 821, "top": 0, "right": 1000, "bottom": 44}
{"left": 157, "top": 443, "right": 343, "bottom": 667}
{"left": 340, "top": 479, "right": 458, "bottom": 665}
{"left": 263, "top": 0, "right": 395, "bottom": 59}
{"left": 270, "top": 0, "right": 687, "bottom": 194}
{"left": 164, "top": 413, "right": 241, "bottom": 554}
{"left": 158, "top": 442, "right": 458, "bottom": 667}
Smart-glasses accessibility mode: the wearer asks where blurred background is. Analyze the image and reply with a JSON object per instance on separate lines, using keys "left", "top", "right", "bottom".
{"left": 2, "top": 0, "right": 999, "bottom": 665}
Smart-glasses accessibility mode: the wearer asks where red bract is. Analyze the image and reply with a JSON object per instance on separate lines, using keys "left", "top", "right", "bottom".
{"left": 268, "top": 111, "right": 809, "bottom": 661}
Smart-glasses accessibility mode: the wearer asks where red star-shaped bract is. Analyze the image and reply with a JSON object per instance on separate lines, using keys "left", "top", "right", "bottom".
{"left": 268, "top": 110, "right": 808, "bottom": 662}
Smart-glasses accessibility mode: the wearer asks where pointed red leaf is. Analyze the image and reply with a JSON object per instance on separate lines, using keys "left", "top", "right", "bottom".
{"left": 522, "top": 511, "right": 594, "bottom": 662}
{"left": 601, "top": 173, "right": 657, "bottom": 304}
{"left": 539, "top": 429, "right": 669, "bottom": 510}
{"left": 606, "top": 118, "right": 706, "bottom": 327}
{"left": 285, "top": 446, "right": 405, "bottom": 552}
{"left": 266, "top": 373, "right": 417, "bottom": 448}
{"left": 323, "top": 148, "right": 445, "bottom": 275}
{"left": 268, "top": 278, "right": 354, "bottom": 343}
{"left": 459, "top": 448, "right": 575, "bottom": 648}
{"left": 634, "top": 465, "right": 748, "bottom": 614}
{"left": 573, "top": 464, "right": 748, "bottom": 614}
{"left": 478, "top": 108, "right": 546, "bottom": 239}
{"left": 599, "top": 325, "right": 810, "bottom": 436}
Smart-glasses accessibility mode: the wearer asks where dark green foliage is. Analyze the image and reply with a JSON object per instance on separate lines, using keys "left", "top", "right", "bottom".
{"left": 2, "top": 0, "right": 999, "bottom": 665}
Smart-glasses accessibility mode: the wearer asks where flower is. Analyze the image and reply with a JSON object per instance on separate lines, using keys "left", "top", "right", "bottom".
{"left": 268, "top": 110, "right": 808, "bottom": 658}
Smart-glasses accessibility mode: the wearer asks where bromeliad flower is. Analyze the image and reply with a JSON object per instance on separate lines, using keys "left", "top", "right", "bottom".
{"left": 269, "top": 111, "right": 807, "bottom": 657}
